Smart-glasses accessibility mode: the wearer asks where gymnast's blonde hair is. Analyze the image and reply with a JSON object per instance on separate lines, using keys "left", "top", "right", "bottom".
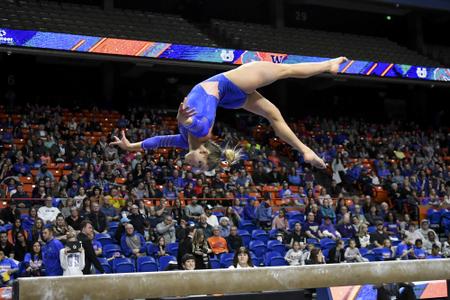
{"left": 204, "top": 140, "right": 242, "bottom": 171}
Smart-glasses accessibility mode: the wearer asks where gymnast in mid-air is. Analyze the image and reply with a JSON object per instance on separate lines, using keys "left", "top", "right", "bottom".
{"left": 111, "top": 57, "right": 348, "bottom": 172}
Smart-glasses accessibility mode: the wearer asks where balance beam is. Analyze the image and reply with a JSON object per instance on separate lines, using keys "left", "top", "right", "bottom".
{"left": 15, "top": 259, "right": 450, "bottom": 300}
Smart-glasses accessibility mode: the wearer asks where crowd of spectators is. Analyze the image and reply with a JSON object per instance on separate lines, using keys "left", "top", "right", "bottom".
{"left": 0, "top": 103, "right": 449, "bottom": 284}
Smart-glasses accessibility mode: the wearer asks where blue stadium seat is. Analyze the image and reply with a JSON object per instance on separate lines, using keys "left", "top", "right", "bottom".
{"left": 249, "top": 240, "right": 267, "bottom": 258}
{"left": 306, "top": 238, "right": 319, "bottom": 245}
{"left": 264, "top": 251, "right": 287, "bottom": 266}
{"left": 372, "top": 248, "right": 392, "bottom": 261}
{"left": 166, "top": 242, "right": 179, "bottom": 257}
{"left": 371, "top": 248, "right": 383, "bottom": 261}
{"left": 137, "top": 256, "right": 158, "bottom": 272}
{"left": 250, "top": 252, "right": 262, "bottom": 266}
{"left": 391, "top": 240, "right": 401, "bottom": 247}
{"left": 251, "top": 229, "right": 269, "bottom": 244}
{"left": 322, "top": 249, "right": 330, "bottom": 261}
{"left": 115, "top": 261, "right": 135, "bottom": 273}
{"left": 268, "top": 229, "right": 279, "bottom": 240}
{"left": 112, "top": 257, "right": 135, "bottom": 273}
{"left": 213, "top": 211, "right": 224, "bottom": 219}
{"left": 108, "top": 221, "right": 119, "bottom": 231}
{"left": 363, "top": 253, "right": 376, "bottom": 262}
{"left": 103, "top": 244, "right": 122, "bottom": 258}
{"left": 267, "top": 240, "right": 286, "bottom": 256}
{"left": 319, "top": 238, "right": 336, "bottom": 250}
{"left": 95, "top": 233, "right": 114, "bottom": 247}
{"left": 108, "top": 223, "right": 119, "bottom": 236}
{"left": 210, "top": 257, "right": 221, "bottom": 269}
{"left": 158, "top": 255, "right": 177, "bottom": 271}
{"left": 442, "top": 210, "right": 450, "bottom": 233}
{"left": 239, "top": 220, "right": 257, "bottom": 232}
{"left": 219, "top": 253, "right": 235, "bottom": 268}
{"left": 287, "top": 211, "right": 304, "bottom": 223}
{"left": 237, "top": 230, "right": 251, "bottom": 247}
{"left": 286, "top": 210, "right": 300, "bottom": 218}
{"left": 269, "top": 256, "right": 288, "bottom": 266}
{"left": 107, "top": 230, "right": 117, "bottom": 240}
{"left": 96, "top": 257, "right": 112, "bottom": 274}
{"left": 146, "top": 242, "right": 158, "bottom": 257}
{"left": 368, "top": 226, "right": 376, "bottom": 234}
{"left": 341, "top": 238, "right": 350, "bottom": 247}
{"left": 359, "top": 247, "right": 369, "bottom": 257}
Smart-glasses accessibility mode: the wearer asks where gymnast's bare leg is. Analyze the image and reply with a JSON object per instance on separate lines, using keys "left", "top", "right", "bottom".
{"left": 224, "top": 57, "right": 348, "bottom": 168}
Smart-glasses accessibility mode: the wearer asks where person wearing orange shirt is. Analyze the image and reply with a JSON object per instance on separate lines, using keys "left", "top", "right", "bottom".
{"left": 207, "top": 227, "right": 228, "bottom": 257}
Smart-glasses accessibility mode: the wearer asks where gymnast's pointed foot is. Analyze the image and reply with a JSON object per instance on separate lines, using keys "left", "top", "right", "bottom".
{"left": 303, "top": 149, "right": 326, "bottom": 169}
{"left": 328, "top": 56, "right": 348, "bottom": 75}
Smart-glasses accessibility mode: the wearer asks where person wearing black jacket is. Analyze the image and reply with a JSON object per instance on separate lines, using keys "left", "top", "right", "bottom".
{"left": 87, "top": 203, "right": 107, "bottom": 233}
{"left": 0, "top": 204, "right": 20, "bottom": 225}
{"left": 328, "top": 239, "right": 345, "bottom": 263}
{"left": 226, "top": 226, "right": 243, "bottom": 252}
{"left": 287, "top": 222, "right": 308, "bottom": 246}
{"left": 11, "top": 184, "right": 31, "bottom": 208}
{"left": 177, "top": 226, "right": 195, "bottom": 269}
{"left": 66, "top": 207, "right": 83, "bottom": 231}
{"left": 129, "top": 205, "right": 146, "bottom": 235}
{"left": 77, "top": 220, "right": 104, "bottom": 274}
{"left": 370, "top": 221, "right": 390, "bottom": 248}
{"left": 252, "top": 166, "right": 268, "bottom": 185}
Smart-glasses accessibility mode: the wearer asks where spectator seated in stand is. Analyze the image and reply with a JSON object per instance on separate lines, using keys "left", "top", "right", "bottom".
{"left": 219, "top": 217, "right": 231, "bottom": 238}
{"left": 370, "top": 221, "right": 390, "bottom": 248}
{"left": 229, "top": 246, "right": 255, "bottom": 269}
{"left": 286, "top": 222, "right": 307, "bottom": 248}
{"left": 120, "top": 224, "right": 146, "bottom": 258}
{"left": 304, "top": 212, "right": 324, "bottom": 241}
{"left": 22, "top": 241, "right": 44, "bottom": 277}
{"left": 87, "top": 202, "right": 108, "bottom": 234}
{"left": 0, "top": 250, "right": 18, "bottom": 286}
{"left": 156, "top": 215, "right": 177, "bottom": 244}
{"left": 328, "top": 239, "right": 346, "bottom": 263}
{"left": 0, "top": 101, "right": 448, "bottom": 280}
{"left": 426, "top": 244, "right": 442, "bottom": 259}
{"left": 337, "top": 213, "right": 356, "bottom": 239}
{"left": 207, "top": 226, "right": 229, "bottom": 257}
{"left": 284, "top": 241, "right": 304, "bottom": 266}
{"left": 411, "top": 239, "right": 427, "bottom": 260}
{"left": 320, "top": 216, "right": 341, "bottom": 241}
{"left": 185, "top": 197, "right": 204, "bottom": 222}
{"left": 344, "top": 239, "right": 368, "bottom": 263}
{"left": 38, "top": 197, "right": 61, "bottom": 224}
{"left": 226, "top": 226, "right": 243, "bottom": 252}
{"left": 205, "top": 205, "right": 219, "bottom": 227}
{"left": 255, "top": 198, "right": 272, "bottom": 229}
{"left": 272, "top": 208, "right": 289, "bottom": 234}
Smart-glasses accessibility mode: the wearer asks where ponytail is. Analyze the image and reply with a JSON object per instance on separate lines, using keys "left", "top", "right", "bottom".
{"left": 204, "top": 141, "right": 242, "bottom": 171}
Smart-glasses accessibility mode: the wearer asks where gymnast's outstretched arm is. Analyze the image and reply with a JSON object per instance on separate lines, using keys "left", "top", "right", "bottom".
{"left": 110, "top": 130, "right": 188, "bottom": 151}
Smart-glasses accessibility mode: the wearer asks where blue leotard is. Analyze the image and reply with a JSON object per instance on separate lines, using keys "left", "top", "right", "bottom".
{"left": 142, "top": 73, "right": 247, "bottom": 150}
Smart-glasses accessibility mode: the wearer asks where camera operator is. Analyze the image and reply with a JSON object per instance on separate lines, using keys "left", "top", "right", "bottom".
{"left": 60, "top": 230, "right": 85, "bottom": 276}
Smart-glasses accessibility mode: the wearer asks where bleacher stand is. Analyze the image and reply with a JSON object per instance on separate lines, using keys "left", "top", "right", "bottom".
{"left": 0, "top": 97, "right": 448, "bottom": 282}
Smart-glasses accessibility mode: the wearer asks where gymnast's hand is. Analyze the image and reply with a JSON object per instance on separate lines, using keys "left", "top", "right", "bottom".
{"left": 110, "top": 130, "right": 132, "bottom": 150}
{"left": 177, "top": 98, "right": 196, "bottom": 126}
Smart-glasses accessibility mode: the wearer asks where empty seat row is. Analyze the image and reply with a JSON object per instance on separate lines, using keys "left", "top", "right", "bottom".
{"left": 0, "top": 0, "right": 217, "bottom": 47}
{"left": 211, "top": 19, "right": 440, "bottom": 67}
